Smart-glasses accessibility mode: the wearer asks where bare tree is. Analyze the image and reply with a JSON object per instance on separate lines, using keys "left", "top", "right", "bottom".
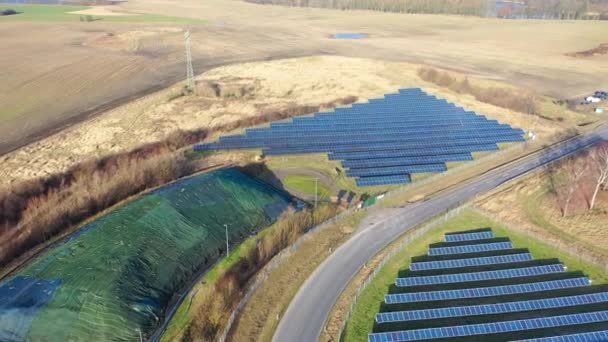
{"left": 560, "top": 157, "right": 588, "bottom": 217}
{"left": 589, "top": 141, "right": 608, "bottom": 211}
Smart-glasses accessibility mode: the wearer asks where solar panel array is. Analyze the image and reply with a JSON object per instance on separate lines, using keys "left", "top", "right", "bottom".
{"left": 514, "top": 330, "right": 608, "bottom": 342}
{"left": 194, "top": 88, "right": 525, "bottom": 186}
{"left": 370, "top": 229, "right": 608, "bottom": 342}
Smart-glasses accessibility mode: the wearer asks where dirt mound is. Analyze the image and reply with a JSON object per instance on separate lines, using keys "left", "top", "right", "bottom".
{"left": 566, "top": 43, "right": 608, "bottom": 58}
{"left": 196, "top": 77, "right": 261, "bottom": 98}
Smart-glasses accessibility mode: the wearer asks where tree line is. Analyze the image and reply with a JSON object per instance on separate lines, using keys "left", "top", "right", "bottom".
{"left": 550, "top": 142, "right": 608, "bottom": 217}
{"left": 245, "top": 0, "right": 608, "bottom": 19}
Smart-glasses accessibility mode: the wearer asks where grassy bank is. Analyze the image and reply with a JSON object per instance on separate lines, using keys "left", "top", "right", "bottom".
{"left": 163, "top": 204, "right": 341, "bottom": 341}
{"left": 228, "top": 209, "right": 367, "bottom": 342}
{"left": 342, "top": 209, "right": 608, "bottom": 342}
{"left": 283, "top": 174, "right": 332, "bottom": 197}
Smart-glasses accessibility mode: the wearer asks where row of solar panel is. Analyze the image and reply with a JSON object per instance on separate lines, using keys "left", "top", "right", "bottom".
{"left": 272, "top": 110, "right": 484, "bottom": 121}
{"left": 445, "top": 230, "right": 495, "bottom": 242}
{"left": 515, "top": 330, "right": 608, "bottom": 342}
{"left": 409, "top": 253, "right": 533, "bottom": 271}
{"left": 428, "top": 241, "right": 514, "bottom": 256}
{"left": 356, "top": 175, "right": 412, "bottom": 186}
{"left": 347, "top": 164, "right": 447, "bottom": 177}
{"left": 344, "top": 98, "right": 452, "bottom": 108}
{"left": 218, "top": 132, "right": 520, "bottom": 149}
{"left": 264, "top": 118, "right": 499, "bottom": 133}
{"left": 313, "top": 108, "right": 470, "bottom": 118}
{"left": 329, "top": 144, "right": 499, "bottom": 160}
{"left": 368, "top": 310, "right": 608, "bottom": 342}
{"left": 247, "top": 125, "right": 516, "bottom": 139}
{"left": 261, "top": 136, "right": 525, "bottom": 155}
{"left": 247, "top": 125, "right": 516, "bottom": 138}
{"left": 245, "top": 120, "right": 502, "bottom": 133}
{"left": 270, "top": 117, "right": 493, "bottom": 128}
{"left": 265, "top": 121, "right": 497, "bottom": 133}
{"left": 217, "top": 130, "right": 520, "bottom": 147}
{"left": 384, "top": 278, "right": 591, "bottom": 304}
{"left": 294, "top": 108, "right": 475, "bottom": 120}
{"left": 376, "top": 292, "right": 608, "bottom": 324}
{"left": 395, "top": 264, "right": 565, "bottom": 287}
{"left": 215, "top": 134, "right": 522, "bottom": 153}
{"left": 343, "top": 153, "right": 473, "bottom": 169}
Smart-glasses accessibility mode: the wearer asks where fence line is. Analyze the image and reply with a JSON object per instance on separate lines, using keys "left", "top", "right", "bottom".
{"left": 335, "top": 204, "right": 468, "bottom": 340}
{"left": 218, "top": 207, "right": 355, "bottom": 342}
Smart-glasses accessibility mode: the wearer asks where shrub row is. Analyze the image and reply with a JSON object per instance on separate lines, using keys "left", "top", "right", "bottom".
{"left": 417, "top": 67, "right": 538, "bottom": 116}
{"left": 183, "top": 205, "right": 339, "bottom": 341}
{"left": 0, "top": 96, "right": 357, "bottom": 268}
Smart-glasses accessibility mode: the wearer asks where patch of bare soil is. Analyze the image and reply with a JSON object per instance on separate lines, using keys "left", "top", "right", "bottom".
{"left": 82, "top": 27, "right": 183, "bottom": 52}
{"left": 566, "top": 43, "right": 608, "bottom": 58}
{"left": 68, "top": 6, "right": 140, "bottom": 16}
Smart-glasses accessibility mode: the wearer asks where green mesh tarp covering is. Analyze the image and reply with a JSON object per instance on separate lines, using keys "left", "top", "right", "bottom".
{"left": 0, "top": 168, "right": 293, "bottom": 341}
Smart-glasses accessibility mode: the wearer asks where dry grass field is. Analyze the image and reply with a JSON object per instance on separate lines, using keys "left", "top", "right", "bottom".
{"left": 1, "top": 0, "right": 607, "bottom": 155}
{"left": 477, "top": 168, "right": 608, "bottom": 261}
{"left": 2, "top": 54, "right": 591, "bottom": 186}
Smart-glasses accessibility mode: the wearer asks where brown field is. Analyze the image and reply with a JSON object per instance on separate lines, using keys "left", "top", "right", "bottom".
{"left": 1, "top": 0, "right": 607, "bottom": 155}
{"left": 3, "top": 53, "right": 597, "bottom": 187}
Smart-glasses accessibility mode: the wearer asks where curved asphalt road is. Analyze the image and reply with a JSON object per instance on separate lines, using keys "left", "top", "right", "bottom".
{"left": 272, "top": 127, "right": 608, "bottom": 342}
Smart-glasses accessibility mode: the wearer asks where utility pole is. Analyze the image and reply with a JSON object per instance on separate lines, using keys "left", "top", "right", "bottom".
{"left": 224, "top": 224, "right": 229, "bottom": 257}
{"left": 184, "top": 31, "right": 195, "bottom": 92}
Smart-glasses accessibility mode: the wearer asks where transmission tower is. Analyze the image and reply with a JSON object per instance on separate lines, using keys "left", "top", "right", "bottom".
{"left": 184, "top": 31, "right": 195, "bottom": 91}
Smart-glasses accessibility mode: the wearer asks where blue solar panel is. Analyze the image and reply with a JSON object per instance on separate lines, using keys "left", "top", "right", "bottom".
{"left": 445, "top": 231, "right": 495, "bottom": 242}
{"left": 330, "top": 144, "right": 499, "bottom": 160}
{"left": 344, "top": 153, "right": 473, "bottom": 169}
{"left": 395, "top": 264, "right": 565, "bottom": 287}
{"left": 384, "top": 278, "right": 590, "bottom": 304}
{"left": 428, "top": 242, "right": 513, "bottom": 256}
{"left": 376, "top": 292, "right": 608, "bottom": 324}
{"left": 356, "top": 175, "right": 411, "bottom": 186}
{"left": 195, "top": 88, "right": 526, "bottom": 187}
{"left": 409, "top": 253, "right": 533, "bottom": 271}
{"left": 368, "top": 311, "right": 608, "bottom": 342}
{"left": 347, "top": 164, "right": 447, "bottom": 177}
{"left": 513, "top": 330, "right": 608, "bottom": 342}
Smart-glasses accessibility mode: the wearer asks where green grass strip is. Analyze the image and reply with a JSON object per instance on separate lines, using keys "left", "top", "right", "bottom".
{"left": 0, "top": 4, "right": 203, "bottom": 23}
{"left": 342, "top": 208, "right": 608, "bottom": 342}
